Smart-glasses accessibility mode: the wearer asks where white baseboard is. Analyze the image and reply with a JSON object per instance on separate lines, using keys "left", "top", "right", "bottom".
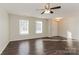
{"left": 0, "top": 41, "right": 10, "bottom": 54}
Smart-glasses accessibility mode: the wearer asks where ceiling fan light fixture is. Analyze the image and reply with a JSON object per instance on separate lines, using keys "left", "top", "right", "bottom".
{"left": 44, "top": 10, "right": 50, "bottom": 13}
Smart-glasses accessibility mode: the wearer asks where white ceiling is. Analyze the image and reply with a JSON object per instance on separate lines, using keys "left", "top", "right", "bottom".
{"left": 0, "top": 3, "right": 79, "bottom": 19}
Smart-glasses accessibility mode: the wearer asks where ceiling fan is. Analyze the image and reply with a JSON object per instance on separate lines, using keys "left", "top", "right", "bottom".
{"left": 38, "top": 3, "right": 61, "bottom": 14}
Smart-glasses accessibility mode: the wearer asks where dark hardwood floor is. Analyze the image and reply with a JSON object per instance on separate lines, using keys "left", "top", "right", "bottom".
{"left": 1, "top": 36, "right": 79, "bottom": 55}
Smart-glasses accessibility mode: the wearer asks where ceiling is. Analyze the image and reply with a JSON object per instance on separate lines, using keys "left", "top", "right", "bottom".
{"left": 0, "top": 3, "right": 79, "bottom": 19}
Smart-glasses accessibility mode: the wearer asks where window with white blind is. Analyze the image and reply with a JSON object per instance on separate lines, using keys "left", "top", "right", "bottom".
{"left": 19, "top": 20, "right": 29, "bottom": 35}
{"left": 36, "top": 21, "right": 42, "bottom": 33}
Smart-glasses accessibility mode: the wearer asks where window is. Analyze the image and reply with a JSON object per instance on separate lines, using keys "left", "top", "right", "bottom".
{"left": 19, "top": 20, "right": 29, "bottom": 35}
{"left": 36, "top": 21, "right": 42, "bottom": 33}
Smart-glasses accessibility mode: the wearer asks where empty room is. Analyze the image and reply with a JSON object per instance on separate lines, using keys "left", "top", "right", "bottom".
{"left": 0, "top": 3, "right": 79, "bottom": 55}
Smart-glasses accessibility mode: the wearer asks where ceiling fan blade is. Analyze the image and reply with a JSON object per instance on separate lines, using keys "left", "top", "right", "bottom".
{"left": 41, "top": 11, "right": 45, "bottom": 14}
{"left": 47, "top": 3, "right": 50, "bottom": 9}
{"left": 50, "top": 6, "right": 61, "bottom": 9}
{"left": 50, "top": 11, "right": 54, "bottom": 14}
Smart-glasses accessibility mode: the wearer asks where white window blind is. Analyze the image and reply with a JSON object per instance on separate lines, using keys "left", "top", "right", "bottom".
{"left": 19, "top": 20, "right": 29, "bottom": 35}
{"left": 36, "top": 21, "right": 42, "bottom": 33}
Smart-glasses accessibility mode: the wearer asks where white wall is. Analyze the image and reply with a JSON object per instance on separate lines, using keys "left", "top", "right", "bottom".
{"left": 0, "top": 8, "right": 9, "bottom": 54}
{"left": 48, "top": 19, "right": 57, "bottom": 37}
{"left": 59, "top": 15, "right": 79, "bottom": 40}
{"left": 9, "top": 14, "right": 49, "bottom": 41}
